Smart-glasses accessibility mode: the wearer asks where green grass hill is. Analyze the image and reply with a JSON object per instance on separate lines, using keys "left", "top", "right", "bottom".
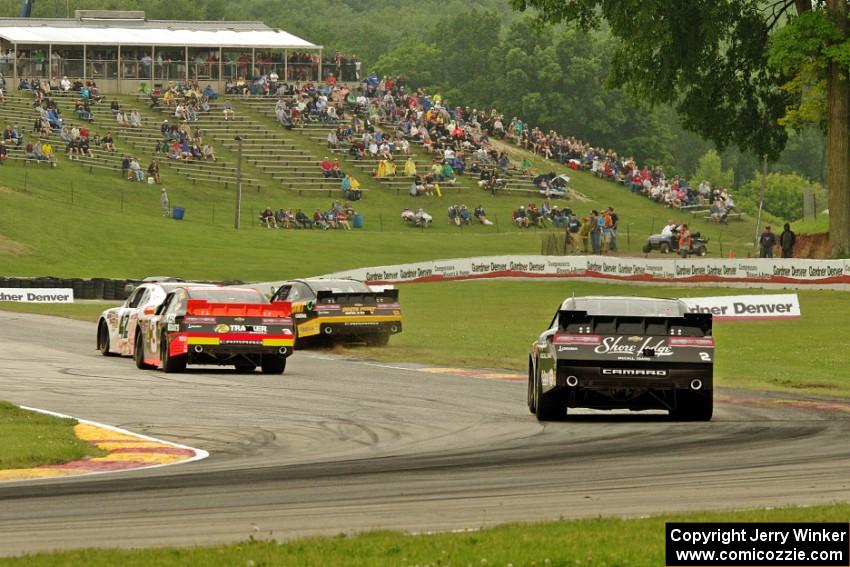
{"left": 1, "top": 89, "right": 761, "bottom": 280}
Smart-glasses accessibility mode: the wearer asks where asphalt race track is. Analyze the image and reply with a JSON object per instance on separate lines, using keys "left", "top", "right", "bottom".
{"left": 0, "top": 311, "right": 848, "bottom": 556}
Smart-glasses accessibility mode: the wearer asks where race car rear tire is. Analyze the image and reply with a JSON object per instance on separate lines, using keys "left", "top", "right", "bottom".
{"left": 366, "top": 333, "right": 390, "bottom": 347}
{"left": 642, "top": 243, "right": 652, "bottom": 254}
{"left": 134, "top": 332, "right": 155, "bottom": 370}
{"left": 98, "top": 321, "right": 116, "bottom": 356}
{"left": 534, "top": 365, "right": 565, "bottom": 421}
{"left": 162, "top": 336, "right": 187, "bottom": 373}
{"left": 670, "top": 392, "right": 713, "bottom": 421}
{"left": 660, "top": 242, "right": 671, "bottom": 254}
{"left": 527, "top": 358, "right": 536, "bottom": 414}
{"left": 261, "top": 355, "right": 286, "bottom": 374}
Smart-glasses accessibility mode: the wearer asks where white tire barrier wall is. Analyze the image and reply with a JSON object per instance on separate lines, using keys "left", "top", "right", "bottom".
{"left": 313, "top": 256, "right": 850, "bottom": 290}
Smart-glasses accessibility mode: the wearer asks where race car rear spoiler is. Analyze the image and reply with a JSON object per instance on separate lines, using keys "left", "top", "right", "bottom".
{"left": 315, "top": 289, "right": 400, "bottom": 305}
{"left": 558, "top": 310, "right": 712, "bottom": 336}
{"left": 186, "top": 299, "right": 292, "bottom": 318}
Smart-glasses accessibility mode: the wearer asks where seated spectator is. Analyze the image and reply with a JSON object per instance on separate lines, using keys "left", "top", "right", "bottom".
{"left": 25, "top": 141, "right": 36, "bottom": 160}
{"left": 129, "top": 157, "right": 144, "bottom": 182}
{"left": 336, "top": 210, "right": 351, "bottom": 230}
{"left": 414, "top": 208, "right": 432, "bottom": 226}
{"left": 295, "top": 209, "right": 313, "bottom": 229}
{"left": 313, "top": 209, "right": 329, "bottom": 230}
{"left": 401, "top": 207, "right": 416, "bottom": 224}
{"left": 223, "top": 101, "right": 234, "bottom": 121}
{"left": 41, "top": 141, "right": 56, "bottom": 165}
{"left": 129, "top": 110, "right": 143, "bottom": 129}
{"left": 320, "top": 156, "right": 334, "bottom": 178}
{"left": 202, "top": 84, "right": 218, "bottom": 100}
{"left": 513, "top": 206, "right": 529, "bottom": 228}
{"left": 148, "top": 159, "right": 160, "bottom": 184}
{"left": 259, "top": 207, "right": 277, "bottom": 229}
{"left": 403, "top": 157, "right": 417, "bottom": 177}
{"left": 60, "top": 76, "right": 71, "bottom": 92}
{"left": 343, "top": 174, "right": 362, "bottom": 201}
{"left": 710, "top": 200, "right": 728, "bottom": 224}
{"left": 103, "top": 132, "right": 115, "bottom": 153}
{"left": 203, "top": 144, "right": 216, "bottom": 161}
{"left": 111, "top": 100, "right": 121, "bottom": 115}
{"left": 473, "top": 205, "right": 493, "bottom": 225}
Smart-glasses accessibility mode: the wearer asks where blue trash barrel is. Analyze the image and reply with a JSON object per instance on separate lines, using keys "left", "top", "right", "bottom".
{"left": 172, "top": 206, "right": 185, "bottom": 220}
{"left": 352, "top": 213, "right": 363, "bottom": 228}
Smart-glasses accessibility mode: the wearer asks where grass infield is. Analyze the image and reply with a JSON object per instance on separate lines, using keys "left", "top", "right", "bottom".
{"left": 0, "top": 402, "right": 105, "bottom": 470}
{"left": 2, "top": 504, "right": 848, "bottom": 566}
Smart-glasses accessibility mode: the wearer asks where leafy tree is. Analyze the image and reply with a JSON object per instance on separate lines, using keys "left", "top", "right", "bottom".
{"left": 511, "top": 0, "right": 850, "bottom": 257}
{"left": 737, "top": 173, "right": 826, "bottom": 222}
{"left": 691, "top": 150, "right": 735, "bottom": 190}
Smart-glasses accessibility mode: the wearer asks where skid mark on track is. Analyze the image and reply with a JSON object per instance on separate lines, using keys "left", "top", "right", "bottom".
{"left": 717, "top": 395, "right": 850, "bottom": 414}
{"left": 0, "top": 407, "right": 208, "bottom": 483}
{"left": 418, "top": 367, "right": 525, "bottom": 382}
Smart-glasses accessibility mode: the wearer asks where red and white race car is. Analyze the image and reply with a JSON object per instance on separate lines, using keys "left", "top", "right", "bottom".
{"left": 133, "top": 286, "right": 294, "bottom": 374}
{"left": 96, "top": 278, "right": 214, "bottom": 358}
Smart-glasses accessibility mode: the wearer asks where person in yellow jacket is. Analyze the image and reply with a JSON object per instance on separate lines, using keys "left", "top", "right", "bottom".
{"left": 403, "top": 157, "right": 417, "bottom": 177}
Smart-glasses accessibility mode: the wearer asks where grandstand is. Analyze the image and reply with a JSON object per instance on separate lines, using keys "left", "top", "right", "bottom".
{"left": 0, "top": 10, "right": 324, "bottom": 95}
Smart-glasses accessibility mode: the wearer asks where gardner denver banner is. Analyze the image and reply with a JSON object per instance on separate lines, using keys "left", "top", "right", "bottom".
{"left": 0, "top": 288, "right": 75, "bottom": 303}
{"left": 321, "top": 256, "right": 850, "bottom": 288}
{"left": 680, "top": 295, "right": 801, "bottom": 320}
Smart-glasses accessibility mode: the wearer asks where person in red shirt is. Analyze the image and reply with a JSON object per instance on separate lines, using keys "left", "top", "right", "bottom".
{"left": 678, "top": 223, "right": 692, "bottom": 257}
{"left": 326, "top": 73, "right": 337, "bottom": 86}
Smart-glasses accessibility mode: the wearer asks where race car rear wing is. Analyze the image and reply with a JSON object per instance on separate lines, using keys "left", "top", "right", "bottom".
{"left": 558, "top": 310, "right": 712, "bottom": 337}
{"left": 186, "top": 299, "right": 292, "bottom": 318}
{"left": 314, "top": 289, "right": 400, "bottom": 306}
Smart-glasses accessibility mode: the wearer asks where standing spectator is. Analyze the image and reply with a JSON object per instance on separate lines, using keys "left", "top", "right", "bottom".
{"left": 160, "top": 187, "right": 170, "bottom": 217}
{"left": 607, "top": 207, "right": 619, "bottom": 252}
{"left": 580, "top": 215, "right": 591, "bottom": 254}
{"left": 0, "top": 141, "right": 6, "bottom": 165}
{"left": 779, "top": 223, "right": 796, "bottom": 258}
{"left": 678, "top": 223, "right": 692, "bottom": 257}
{"left": 759, "top": 225, "right": 777, "bottom": 258}
{"left": 590, "top": 210, "right": 602, "bottom": 254}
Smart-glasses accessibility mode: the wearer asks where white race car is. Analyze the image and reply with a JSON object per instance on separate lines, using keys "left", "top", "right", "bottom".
{"left": 96, "top": 278, "right": 212, "bottom": 357}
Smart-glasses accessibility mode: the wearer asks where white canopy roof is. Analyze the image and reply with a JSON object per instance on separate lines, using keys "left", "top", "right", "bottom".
{"left": 0, "top": 25, "right": 319, "bottom": 49}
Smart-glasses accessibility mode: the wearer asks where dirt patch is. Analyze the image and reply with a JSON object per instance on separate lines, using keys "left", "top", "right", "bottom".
{"left": 0, "top": 234, "right": 32, "bottom": 256}
{"left": 794, "top": 233, "right": 830, "bottom": 259}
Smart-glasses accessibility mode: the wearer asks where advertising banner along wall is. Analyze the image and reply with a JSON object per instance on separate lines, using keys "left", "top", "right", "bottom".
{"left": 318, "top": 255, "right": 850, "bottom": 289}
{"left": 680, "top": 294, "right": 801, "bottom": 320}
{"left": 0, "top": 288, "right": 75, "bottom": 303}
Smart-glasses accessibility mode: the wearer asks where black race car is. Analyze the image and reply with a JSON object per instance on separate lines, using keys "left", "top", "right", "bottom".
{"left": 528, "top": 296, "right": 713, "bottom": 421}
{"left": 270, "top": 278, "right": 401, "bottom": 347}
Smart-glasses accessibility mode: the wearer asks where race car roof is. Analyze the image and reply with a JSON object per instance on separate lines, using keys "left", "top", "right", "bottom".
{"left": 295, "top": 278, "right": 371, "bottom": 294}
{"left": 560, "top": 296, "right": 689, "bottom": 318}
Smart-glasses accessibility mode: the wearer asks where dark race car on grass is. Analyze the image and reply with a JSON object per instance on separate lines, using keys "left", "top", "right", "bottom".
{"left": 528, "top": 296, "right": 714, "bottom": 421}
{"left": 270, "top": 278, "right": 402, "bottom": 347}
{"left": 134, "top": 286, "right": 294, "bottom": 374}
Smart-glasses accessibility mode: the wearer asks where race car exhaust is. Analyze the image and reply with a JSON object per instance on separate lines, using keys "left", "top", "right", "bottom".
{"left": 690, "top": 379, "right": 703, "bottom": 391}
{"left": 323, "top": 326, "right": 333, "bottom": 335}
{"left": 193, "top": 345, "right": 204, "bottom": 353}
{"left": 278, "top": 347, "right": 289, "bottom": 355}
{"left": 566, "top": 375, "right": 579, "bottom": 387}
{"left": 390, "top": 325, "right": 399, "bottom": 333}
